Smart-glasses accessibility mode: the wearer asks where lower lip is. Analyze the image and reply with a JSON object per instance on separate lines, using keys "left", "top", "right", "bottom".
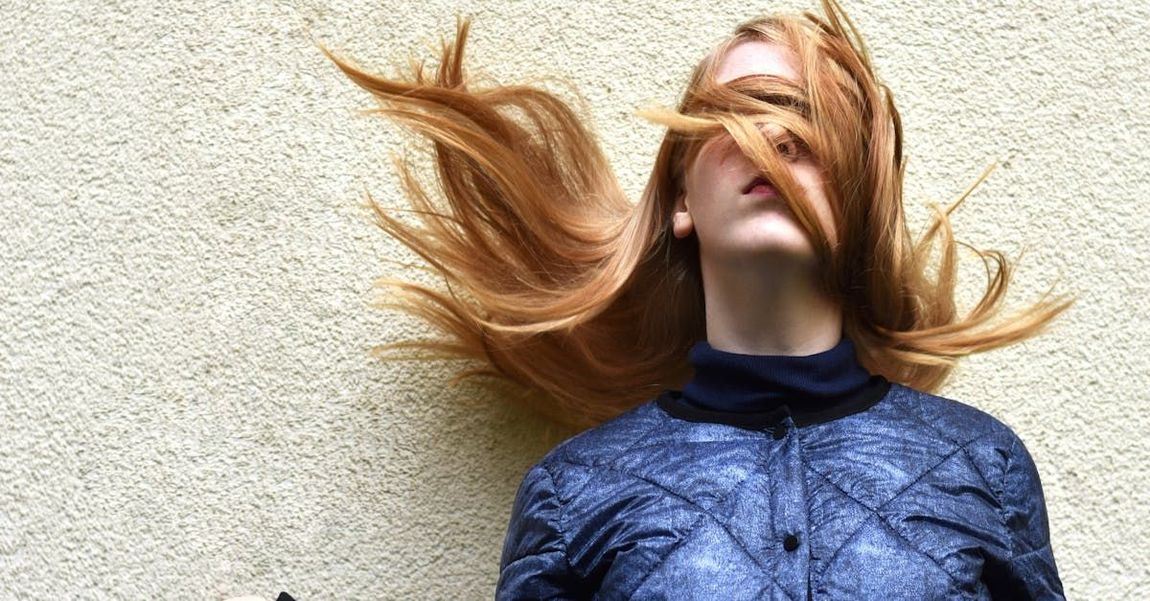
{"left": 745, "top": 183, "right": 778, "bottom": 197}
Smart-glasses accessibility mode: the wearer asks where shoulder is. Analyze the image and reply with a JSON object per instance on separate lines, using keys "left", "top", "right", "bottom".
{"left": 532, "top": 398, "right": 673, "bottom": 476}
{"left": 883, "top": 381, "right": 1023, "bottom": 442}
{"left": 505, "top": 400, "right": 672, "bottom": 546}
{"left": 524, "top": 395, "right": 763, "bottom": 500}
{"left": 877, "top": 382, "right": 1040, "bottom": 484}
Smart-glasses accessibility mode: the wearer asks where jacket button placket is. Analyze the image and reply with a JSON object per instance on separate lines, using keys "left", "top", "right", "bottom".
{"left": 768, "top": 414, "right": 810, "bottom": 600}
{"left": 720, "top": 412, "right": 811, "bottom": 600}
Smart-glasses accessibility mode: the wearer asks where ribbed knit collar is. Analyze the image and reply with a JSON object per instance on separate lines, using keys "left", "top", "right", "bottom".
{"left": 656, "top": 333, "right": 891, "bottom": 429}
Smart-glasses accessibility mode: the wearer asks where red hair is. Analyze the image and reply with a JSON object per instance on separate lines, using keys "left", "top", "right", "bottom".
{"left": 319, "top": 0, "right": 1074, "bottom": 430}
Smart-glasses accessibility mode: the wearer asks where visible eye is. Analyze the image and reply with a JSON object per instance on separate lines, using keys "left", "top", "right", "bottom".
{"left": 775, "top": 136, "right": 809, "bottom": 161}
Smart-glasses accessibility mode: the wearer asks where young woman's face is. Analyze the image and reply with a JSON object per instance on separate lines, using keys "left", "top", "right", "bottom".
{"left": 672, "top": 41, "right": 836, "bottom": 267}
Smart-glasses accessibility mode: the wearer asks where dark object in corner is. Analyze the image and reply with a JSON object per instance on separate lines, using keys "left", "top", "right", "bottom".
{"left": 276, "top": 593, "right": 296, "bottom": 601}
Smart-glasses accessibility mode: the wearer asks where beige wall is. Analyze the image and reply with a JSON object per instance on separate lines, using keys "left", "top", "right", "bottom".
{"left": 1, "top": 0, "right": 1146, "bottom": 598}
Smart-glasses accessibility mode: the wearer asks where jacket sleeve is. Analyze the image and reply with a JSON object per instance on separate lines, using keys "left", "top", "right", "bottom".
{"left": 983, "top": 433, "right": 1066, "bottom": 600}
{"left": 496, "top": 462, "right": 581, "bottom": 600}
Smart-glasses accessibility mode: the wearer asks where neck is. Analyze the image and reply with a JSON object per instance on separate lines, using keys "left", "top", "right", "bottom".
{"left": 700, "top": 252, "right": 842, "bottom": 355}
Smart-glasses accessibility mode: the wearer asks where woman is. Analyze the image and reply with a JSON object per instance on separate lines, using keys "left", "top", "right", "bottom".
{"left": 322, "top": 0, "right": 1073, "bottom": 598}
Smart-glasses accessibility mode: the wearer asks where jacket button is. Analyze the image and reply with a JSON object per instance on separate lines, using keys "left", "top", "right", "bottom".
{"left": 772, "top": 423, "right": 788, "bottom": 440}
{"left": 783, "top": 534, "right": 800, "bottom": 551}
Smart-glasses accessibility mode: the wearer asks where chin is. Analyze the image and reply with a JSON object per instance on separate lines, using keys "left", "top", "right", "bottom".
{"left": 701, "top": 220, "right": 819, "bottom": 266}
{"left": 712, "top": 239, "right": 817, "bottom": 268}
{"left": 741, "top": 227, "right": 815, "bottom": 258}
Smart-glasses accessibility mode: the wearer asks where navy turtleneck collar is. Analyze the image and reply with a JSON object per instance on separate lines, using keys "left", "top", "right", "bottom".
{"left": 656, "top": 333, "right": 891, "bottom": 429}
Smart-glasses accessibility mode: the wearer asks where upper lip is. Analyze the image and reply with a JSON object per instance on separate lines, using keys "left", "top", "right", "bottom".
{"left": 742, "top": 175, "right": 773, "bottom": 194}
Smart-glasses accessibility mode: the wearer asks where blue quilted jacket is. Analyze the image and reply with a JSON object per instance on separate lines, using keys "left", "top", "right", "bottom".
{"left": 496, "top": 338, "right": 1064, "bottom": 600}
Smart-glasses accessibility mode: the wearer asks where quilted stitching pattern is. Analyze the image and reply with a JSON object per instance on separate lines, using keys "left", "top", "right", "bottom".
{"left": 497, "top": 384, "right": 1065, "bottom": 600}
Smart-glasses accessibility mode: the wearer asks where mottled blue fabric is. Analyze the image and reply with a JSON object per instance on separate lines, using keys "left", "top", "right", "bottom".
{"left": 496, "top": 339, "right": 1065, "bottom": 600}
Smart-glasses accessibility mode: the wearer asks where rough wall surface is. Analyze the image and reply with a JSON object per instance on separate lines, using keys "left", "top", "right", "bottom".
{"left": 1, "top": 0, "right": 1146, "bottom": 598}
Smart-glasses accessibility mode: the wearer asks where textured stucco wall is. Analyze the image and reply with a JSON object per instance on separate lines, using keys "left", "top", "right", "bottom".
{"left": 1, "top": 0, "right": 1147, "bottom": 598}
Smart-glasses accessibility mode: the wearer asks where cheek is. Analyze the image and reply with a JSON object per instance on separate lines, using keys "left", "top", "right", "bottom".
{"left": 684, "top": 152, "right": 720, "bottom": 198}
{"left": 688, "top": 137, "right": 742, "bottom": 184}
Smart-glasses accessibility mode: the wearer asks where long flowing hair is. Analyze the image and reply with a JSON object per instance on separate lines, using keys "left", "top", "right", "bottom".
{"left": 319, "top": 0, "right": 1074, "bottom": 430}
